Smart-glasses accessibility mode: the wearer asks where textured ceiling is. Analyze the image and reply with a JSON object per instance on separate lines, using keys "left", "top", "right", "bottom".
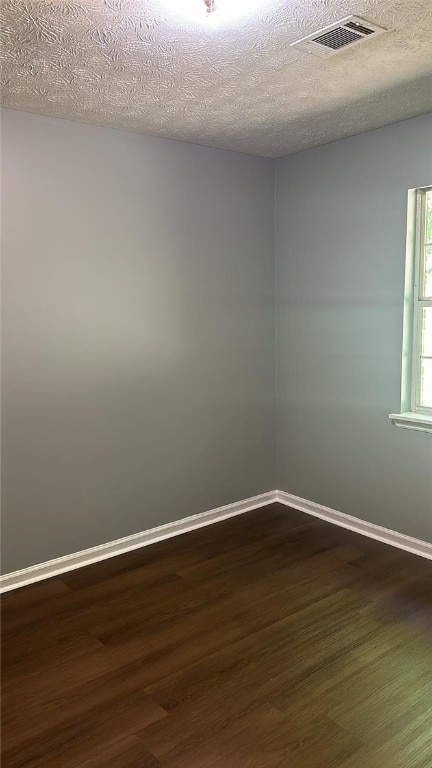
{"left": 1, "top": 0, "right": 432, "bottom": 157}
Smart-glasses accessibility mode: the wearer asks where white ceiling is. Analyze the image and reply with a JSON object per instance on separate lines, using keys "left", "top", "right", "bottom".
{"left": 1, "top": 0, "right": 431, "bottom": 157}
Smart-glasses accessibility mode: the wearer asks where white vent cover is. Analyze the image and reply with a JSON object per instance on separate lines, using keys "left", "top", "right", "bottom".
{"left": 291, "top": 16, "right": 387, "bottom": 58}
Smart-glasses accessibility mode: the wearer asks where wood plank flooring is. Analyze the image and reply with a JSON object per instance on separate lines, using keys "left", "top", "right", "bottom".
{"left": 2, "top": 503, "right": 432, "bottom": 767}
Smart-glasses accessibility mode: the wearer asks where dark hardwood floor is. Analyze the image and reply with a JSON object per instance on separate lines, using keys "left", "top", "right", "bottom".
{"left": 2, "top": 503, "right": 432, "bottom": 767}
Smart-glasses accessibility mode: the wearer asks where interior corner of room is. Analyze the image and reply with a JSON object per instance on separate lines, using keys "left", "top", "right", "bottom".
{"left": 1, "top": 108, "right": 431, "bottom": 582}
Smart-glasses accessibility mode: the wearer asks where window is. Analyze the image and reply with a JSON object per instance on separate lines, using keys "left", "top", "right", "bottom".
{"left": 390, "top": 185, "right": 432, "bottom": 433}
{"left": 413, "top": 187, "right": 432, "bottom": 412}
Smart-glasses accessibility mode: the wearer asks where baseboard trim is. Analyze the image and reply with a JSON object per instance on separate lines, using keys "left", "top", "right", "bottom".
{"left": 2, "top": 488, "right": 430, "bottom": 593}
{"left": 0, "top": 491, "right": 277, "bottom": 593}
{"left": 275, "top": 490, "right": 432, "bottom": 561}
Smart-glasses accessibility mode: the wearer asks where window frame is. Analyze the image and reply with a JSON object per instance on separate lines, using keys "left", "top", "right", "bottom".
{"left": 411, "top": 186, "right": 432, "bottom": 414}
{"left": 389, "top": 184, "right": 432, "bottom": 433}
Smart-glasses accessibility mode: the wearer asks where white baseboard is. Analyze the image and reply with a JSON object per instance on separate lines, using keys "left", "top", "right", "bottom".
{"left": 2, "top": 488, "right": 430, "bottom": 593}
{"left": 275, "top": 490, "right": 432, "bottom": 561}
{"left": 0, "top": 491, "right": 277, "bottom": 593}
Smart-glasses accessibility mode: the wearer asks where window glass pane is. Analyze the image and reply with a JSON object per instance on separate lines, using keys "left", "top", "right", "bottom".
{"left": 427, "top": 189, "right": 432, "bottom": 243}
{"left": 424, "top": 245, "right": 432, "bottom": 298}
{"left": 421, "top": 307, "right": 432, "bottom": 357}
{"left": 420, "top": 358, "right": 432, "bottom": 408}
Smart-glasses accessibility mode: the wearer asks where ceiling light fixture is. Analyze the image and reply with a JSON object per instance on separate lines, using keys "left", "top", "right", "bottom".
{"left": 161, "top": 0, "right": 264, "bottom": 25}
{"left": 204, "top": 0, "right": 217, "bottom": 13}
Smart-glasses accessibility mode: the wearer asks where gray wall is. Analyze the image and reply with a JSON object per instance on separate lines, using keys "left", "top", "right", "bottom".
{"left": 1, "top": 108, "right": 275, "bottom": 572}
{"left": 275, "top": 113, "right": 432, "bottom": 542}
{"left": 2, "top": 108, "right": 431, "bottom": 574}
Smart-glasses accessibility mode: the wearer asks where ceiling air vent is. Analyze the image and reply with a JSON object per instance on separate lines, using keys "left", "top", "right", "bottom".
{"left": 290, "top": 16, "right": 387, "bottom": 58}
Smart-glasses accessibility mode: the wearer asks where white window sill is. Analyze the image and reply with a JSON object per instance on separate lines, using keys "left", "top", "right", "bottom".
{"left": 389, "top": 412, "right": 432, "bottom": 434}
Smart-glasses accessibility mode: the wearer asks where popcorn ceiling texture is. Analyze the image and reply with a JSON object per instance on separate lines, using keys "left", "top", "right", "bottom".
{"left": 1, "top": 0, "right": 432, "bottom": 157}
